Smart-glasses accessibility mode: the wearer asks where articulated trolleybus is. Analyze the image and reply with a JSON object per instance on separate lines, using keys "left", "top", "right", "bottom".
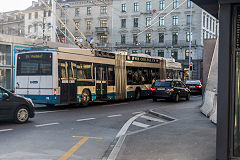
{"left": 15, "top": 48, "right": 166, "bottom": 106}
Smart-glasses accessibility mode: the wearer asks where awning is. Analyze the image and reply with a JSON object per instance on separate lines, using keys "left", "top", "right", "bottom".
{"left": 192, "top": 0, "right": 219, "bottom": 18}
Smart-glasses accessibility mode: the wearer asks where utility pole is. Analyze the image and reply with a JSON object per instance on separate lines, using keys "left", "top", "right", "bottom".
{"left": 188, "top": 0, "right": 193, "bottom": 80}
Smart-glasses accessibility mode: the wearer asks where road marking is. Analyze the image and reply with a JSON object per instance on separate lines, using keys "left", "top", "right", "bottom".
{"left": 103, "top": 102, "right": 129, "bottom": 107}
{"left": 0, "top": 129, "right": 13, "bottom": 132}
{"left": 132, "top": 121, "right": 150, "bottom": 128}
{"left": 116, "top": 112, "right": 145, "bottom": 138}
{"left": 107, "top": 114, "right": 122, "bottom": 118}
{"left": 59, "top": 136, "right": 103, "bottom": 160}
{"left": 132, "top": 111, "right": 143, "bottom": 115}
{"left": 141, "top": 115, "right": 165, "bottom": 122}
{"left": 36, "top": 110, "right": 69, "bottom": 114}
{"left": 76, "top": 118, "right": 96, "bottom": 122}
{"left": 35, "top": 122, "right": 60, "bottom": 127}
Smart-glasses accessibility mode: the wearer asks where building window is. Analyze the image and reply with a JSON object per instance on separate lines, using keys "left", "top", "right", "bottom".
{"left": 173, "top": 0, "right": 179, "bottom": 9}
{"left": 100, "top": 6, "right": 107, "bottom": 14}
{"left": 134, "top": 3, "right": 139, "bottom": 12}
{"left": 61, "top": 9, "right": 64, "bottom": 17}
{"left": 146, "top": 17, "right": 151, "bottom": 26}
{"left": 172, "top": 32, "right": 178, "bottom": 45}
{"left": 210, "top": 18, "right": 212, "bottom": 31}
{"left": 28, "top": 13, "right": 32, "bottom": 20}
{"left": 28, "top": 25, "right": 32, "bottom": 33}
{"left": 48, "top": 10, "right": 51, "bottom": 17}
{"left": 187, "top": 0, "right": 192, "bottom": 8}
{"left": 187, "top": 15, "right": 192, "bottom": 25}
{"left": 185, "top": 49, "right": 192, "bottom": 60}
{"left": 206, "top": 16, "right": 209, "bottom": 29}
{"left": 87, "top": 21, "right": 91, "bottom": 30}
{"left": 34, "top": 24, "right": 38, "bottom": 33}
{"left": 35, "top": 12, "right": 38, "bottom": 19}
{"left": 75, "top": 8, "right": 80, "bottom": 17}
{"left": 121, "top": 19, "right": 126, "bottom": 28}
{"left": 203, "top": 31, "right": 205, "bottom": 39}
{"left": 146, "top": 33, "right": 151, "bottom": 43}
{"left": 44, "top": 10, "right": 47, "bottom": 17}
{"left": 100, "top": 35, "right": 107, "bottom": 43}
{"left": 159, "top": 33, "right": 164, "bottom": 43}
{"left": 213, "top": 20, "right": 215, "bottom": 33}
{"left": 121, "top": 34, "right": 126, "bottom": 44}
{"left": 159, "top": 17, "right": 164, "bottom": 26}
{"left": 158, "top": 50, "right": 164, "bottom": 57}
{"left": 75, "top": 21, "right": 79, "bottom": 30}
{"left": 100, "top": 20, "right": 107, "bottom": 27}
{"left": 173, "top": 16, "right": 178, "bottom": 25}
{"left": 133, "top": 34, "right": 138, "bottom": 44}
{"left": 87, "top": 7, "right": 91, "bottom": 15}
{"left": 203, "top": 14, "right": 206, "bottom": 27}
{"left": 133, "top": 18, "right": 138, "bottom": 27}
{"left": 146, "top": 1, "right": 152, "bottom": 11}
{"left": 122, "top": 3, "right": 126, "bottom": 12}
{"left": 160, "top": 0, "right": 165, "bottom": 10}
{"left": 171, "top": 49, "right": 178, "bottom": 59}
{"left": 186, "top": 32, "right": 192, "bottom": 42}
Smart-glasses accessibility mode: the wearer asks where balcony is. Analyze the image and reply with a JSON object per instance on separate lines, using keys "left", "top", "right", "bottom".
{"left": 115, "top": 40, "right": 198, "bottom": 48}
{"left": 95, "top": 27, "right": 109, "bottom": 34}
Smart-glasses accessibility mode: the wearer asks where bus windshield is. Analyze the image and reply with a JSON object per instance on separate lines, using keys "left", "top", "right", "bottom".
{"left": 17, "top": 52, "right": 52, "bottom": 76}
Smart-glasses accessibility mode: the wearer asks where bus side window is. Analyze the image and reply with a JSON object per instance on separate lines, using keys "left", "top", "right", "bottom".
{"left": 127, "top": 67, "right": 133, "bottom": 85}
{"left": 107, "top": 66, "right": 115, "bottom": 86}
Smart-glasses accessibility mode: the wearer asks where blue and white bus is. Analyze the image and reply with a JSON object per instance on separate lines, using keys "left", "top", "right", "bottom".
{"left": 15, "top": 48, "right": 166, "bottom": 106}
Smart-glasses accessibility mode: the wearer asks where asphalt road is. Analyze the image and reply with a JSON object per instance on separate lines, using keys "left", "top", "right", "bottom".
{"left": 0, "top": 96, "right": 208, "bottom": 160}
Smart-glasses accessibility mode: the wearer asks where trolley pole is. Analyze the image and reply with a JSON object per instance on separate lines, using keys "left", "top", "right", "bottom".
{"left": 188, "top": 0, "right": 192, "bottom": 80}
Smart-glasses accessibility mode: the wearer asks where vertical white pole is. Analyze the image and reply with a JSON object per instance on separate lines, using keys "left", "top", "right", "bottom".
{"left": 51, "top": 0, "right": 56, "bottom": 42}
{"left": 189, "top": 0, "right": 192, "bottom": 80}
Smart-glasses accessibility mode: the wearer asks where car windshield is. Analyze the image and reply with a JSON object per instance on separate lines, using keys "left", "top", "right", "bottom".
{"left": 155, "top": 81, "right": 172, "bottom": 87}
{"left": 185, "top": 81, "right": 201, "bottom": 85}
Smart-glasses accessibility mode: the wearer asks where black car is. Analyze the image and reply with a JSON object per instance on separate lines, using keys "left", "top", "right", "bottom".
{"left": 0, "top": 86, "right": 35, "bottom": 123}
{"left": 151, "top": 79, "right": 191, "bottom": 102}
{"left": 185, "top": 80, "right": 202, "bottom": 95}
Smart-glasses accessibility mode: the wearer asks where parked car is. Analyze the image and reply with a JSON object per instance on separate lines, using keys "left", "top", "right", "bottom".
{"left": 150, "top": 79, "right": 191, "bottom": 102}
{"left": 185, "top": 80, "right": 202, "bottom": 95}
{"left": 0, "top": 86, "right": 35, "bottom": 123}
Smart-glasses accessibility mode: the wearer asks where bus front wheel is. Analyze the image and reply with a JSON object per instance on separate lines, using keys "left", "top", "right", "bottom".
{"left": 81, "top": 90, "right": 90, "bottom": 106}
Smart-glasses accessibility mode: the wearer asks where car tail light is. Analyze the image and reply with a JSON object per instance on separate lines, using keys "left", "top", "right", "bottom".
{"left": 150, "top": 88, "right": 155, "bottom": 92}
{"left": 166, "top": 89, "right": 174, "bottom": 92}
{"left": 196, "top": 85, "right": 202, "bottom": 88}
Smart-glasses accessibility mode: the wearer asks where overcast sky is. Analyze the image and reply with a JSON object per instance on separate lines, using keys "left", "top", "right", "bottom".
{"left": 1, "top": 0, "right": 33, "bottom": 12}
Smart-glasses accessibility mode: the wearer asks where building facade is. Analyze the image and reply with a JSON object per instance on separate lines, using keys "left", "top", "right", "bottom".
{"left": 112, "top": 0, "right": 218, "bottom": 80}
{"left": 56, "top": 0, "right": 113, "bottom": 49}
{"left": 23, "top": 0, "right": 53, "bottom": 41}
{"left": 0, "top": 11, "right": 25, "bottom": 37}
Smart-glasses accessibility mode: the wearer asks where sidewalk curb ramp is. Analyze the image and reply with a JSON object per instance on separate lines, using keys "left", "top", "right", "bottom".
{"left": 200, "top": 90, "right": 217, "bottom": 124}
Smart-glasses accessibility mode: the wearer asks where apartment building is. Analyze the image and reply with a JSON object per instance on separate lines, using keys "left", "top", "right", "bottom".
{"left": 0, "top": 11, "right": 25, "bottom": 37}
{"left": 23, "top": 0, "right": 53, "bottom": 41}
{"left": 56, "top": 0, "right": 112, "bottom": 49}
{"left": 112, "top": 0, "right": 218, "bottom": 80}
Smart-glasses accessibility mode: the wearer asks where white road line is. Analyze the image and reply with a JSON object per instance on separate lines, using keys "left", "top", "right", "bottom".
{"left": 103, "top": 102, "right": 129, "bottom": 107}
{"left": 36, "top": 110, "right": 69, "bottom": 114}
{"left": 107, "top": 114, "right": 122, "bottom": 118}
{"left": 76, "top": 118, "right": 96, "bottom": 122}
{"left": 141, "top": 115, "right": 165, "bottom": 122}
{"left": 116, "top": 112, "right": 145, "bottom": 138}
{"left": 35, "top": 122, "right": 60, "bottom": 127}
{"left": 132, "top": 111, "right": 143, "bottom": 115}
{"left": 132, "top": 121, "right": 150, "bottom": 128}
{"left": 0, "top": 129, "right": 13, "bottom": 132}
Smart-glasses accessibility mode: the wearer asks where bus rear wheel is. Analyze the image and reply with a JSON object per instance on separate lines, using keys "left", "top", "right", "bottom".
{"left": 81, "top": 90, "right": 90, "bottom": 106}
{"left": 135, "top": 89, "right": 141, "bottom": 100}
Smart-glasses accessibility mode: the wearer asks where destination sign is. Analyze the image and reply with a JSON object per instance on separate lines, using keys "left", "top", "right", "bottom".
{"left": 18, "top": 53, "right": 52, "bottom": 61}
{"left": 236, "top": 7, "right": 240, "bottom": 48}
{"left": 126, "top": 55, "right": 160, "bottom": 63}
{"left": 94, "top": 51, "right": 115, "bottom": 59}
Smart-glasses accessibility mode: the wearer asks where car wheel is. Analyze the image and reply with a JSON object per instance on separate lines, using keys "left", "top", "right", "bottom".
{"left": 135, "top": 89, "right": 141, "bottom": 100}
{"left": 14, "top": 105, "right": 29, "bottom": 124}
{"left": 153, "top": 98, "right": 157, "bottom": 102}
{"left": 81, "top": 90, "right": 90, "bottom": 106}
{"left": 186, "top": 93, "right": 190, "bottom": 101}
{"left": 174, "top": 94, "right": 179, "bottom": 102}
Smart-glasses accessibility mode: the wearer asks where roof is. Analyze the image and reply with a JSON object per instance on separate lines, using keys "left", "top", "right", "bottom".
{"left": 192, "top": 0, "right": 219, "bottom": 18}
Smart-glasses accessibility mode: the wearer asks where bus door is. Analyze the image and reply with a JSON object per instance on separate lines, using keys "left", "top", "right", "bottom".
{"left": 95, "top": 65, "right": 107, "bottom": 100}
{"left": 59, "top": 61, "right": 77, "bottom": 104}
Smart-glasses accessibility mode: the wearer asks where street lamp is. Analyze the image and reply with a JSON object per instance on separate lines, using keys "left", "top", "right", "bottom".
{"left": 188, "top": 0, "right": 193, "bottom": 80}
{"left": 61, "top": 3, "right": 70, "bottom": 44}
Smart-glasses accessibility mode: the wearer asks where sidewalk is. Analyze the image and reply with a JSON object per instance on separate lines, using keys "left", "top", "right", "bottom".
{"left": 116, "top": 96, "right": 216, "bottom": 160}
